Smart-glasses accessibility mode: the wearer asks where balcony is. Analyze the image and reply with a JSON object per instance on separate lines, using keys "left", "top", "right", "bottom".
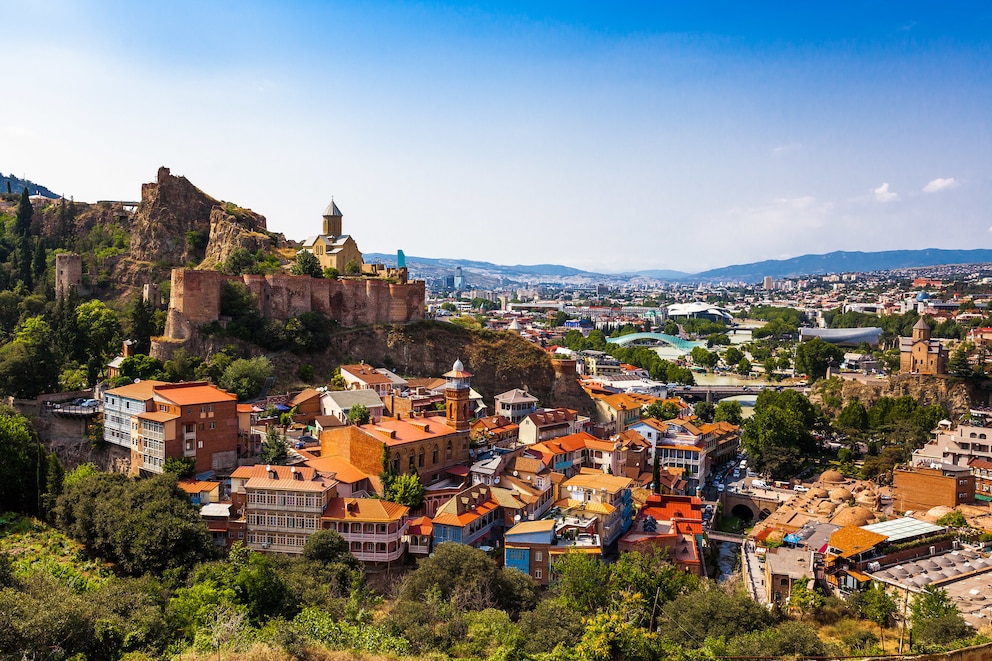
{"left": 248, "top": 502, "right": 324, "bottom": 514}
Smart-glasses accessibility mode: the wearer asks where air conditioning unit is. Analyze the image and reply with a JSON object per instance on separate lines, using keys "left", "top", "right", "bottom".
{"left": 929, "top": 545, "right": 936, "bottom": 556}
{"left": 953, "top": 540, "right": 961, "bottom": 550}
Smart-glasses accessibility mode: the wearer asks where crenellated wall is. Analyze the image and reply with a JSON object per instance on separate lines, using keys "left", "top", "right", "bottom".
{"left": 161, "top": 268, "right": 425, "bottom": 343}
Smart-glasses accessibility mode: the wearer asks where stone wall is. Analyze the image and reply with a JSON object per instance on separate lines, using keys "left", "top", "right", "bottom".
{"left": 161, "top": 268, "right": 425, "bottom": 343}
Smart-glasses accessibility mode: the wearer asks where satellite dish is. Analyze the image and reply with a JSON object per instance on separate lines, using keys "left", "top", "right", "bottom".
{"left": 514, "top": 514, "right": 521, "bottom": 522}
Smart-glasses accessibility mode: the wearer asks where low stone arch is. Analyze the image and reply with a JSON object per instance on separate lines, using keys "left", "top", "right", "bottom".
{"left": 731, "top": 503, "right": 755, "bottom": 523}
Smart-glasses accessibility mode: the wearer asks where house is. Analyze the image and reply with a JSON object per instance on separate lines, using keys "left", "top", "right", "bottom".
{"left": 178, "top": 479, "right": 221, "bottom": 506}
{"left": 892, "top": 465, "right": 975, "bottom": 511}
{"left": 968, "top": 457, "right": 992, "bottom": 502}
{"left": 589, "top": 392, "right": 646, "bottom": 433}
{"left": 339, "top": 364, "right": 395, "bottom": 397}
{"left": 912, "top": 420, "right": 992, "bottom": 469}
{"left": 321, "top": 497, "right": 409, "bottom": 564}
{"left": 300, "top": 453, "right": 374, "bottom": 497}
{"left": 103, "top": 379, "right": 166, "bottom": 449}
{"left": 200, "top": 502, "right": 245, "bottom": 549}
{"left": 498, "top": 454, "right": 556, "bottom": 521}
{"left": 618, "top": 494, "right": 705, "bottom": 576}
{"left": 558, "top": 472, "right": 634, "bottom": 546}
{"left": 319, "top": 360, "right": 474, "bottom": 486}
{"left": 494, "top": 389, "right": 539, "bottom": 423}
{"left": 320, "top": 389, "right": 385, "bottom": 424}
{"left": 579, "top": 350, "right": 622, "bottom": 377}
{"left": 470, "top": 415, "right": 519, "bottom": 446}
{"left": 105, "top": 339, "right": 138, "bottom": 380}
{"left": 129, "top": 382, "right": 241, "bottom": 476}
{"left": 528, "top": 432, "right": 591, "bottom": 477}
{"left": 432, "top": 483, "right": 527, "bottom": 548}
{"left": 628, "top": 417, "right": 715, "bottom": 488}
{"left": 233, "top": 464, "right": 338, "bottom": 556}
{"left": 504, "top": 518, "right": 602, "bottom": 586}
{"left": 518, "top": 408, "right": 586, "bottom": 445}
{"left": 823, "top": 517, "right": 949, "bottom": 595}
{"left": 405, "top": 516, "right": 433, "bottom": 556}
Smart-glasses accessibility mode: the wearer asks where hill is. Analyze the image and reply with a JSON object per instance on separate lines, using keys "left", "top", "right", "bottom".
{"left": 0, "top": 171, "right": 59, "bottom": 198}
{"left": 692, "top": 249, "right": 992, "bottom": 282}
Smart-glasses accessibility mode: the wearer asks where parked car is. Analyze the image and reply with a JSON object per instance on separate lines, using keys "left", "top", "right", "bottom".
{"left": 793, "top": 485, "right": 810, "bottom": 493}
{"left": 79, "top": 399, "right": 100, "bottom": 407}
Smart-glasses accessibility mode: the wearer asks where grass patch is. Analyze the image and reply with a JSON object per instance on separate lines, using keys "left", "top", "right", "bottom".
{"left": 715, "top": 514, "right": 744, "bottom": 534}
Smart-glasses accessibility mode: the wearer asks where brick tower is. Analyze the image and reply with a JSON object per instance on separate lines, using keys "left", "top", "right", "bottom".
{"left": 443, "top": 358, "right": 473, "bottom": 432}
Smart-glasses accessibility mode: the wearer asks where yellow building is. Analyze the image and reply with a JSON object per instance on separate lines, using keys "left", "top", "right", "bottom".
{"left": 299, "top": 200, "right": 364, "bottom": 273}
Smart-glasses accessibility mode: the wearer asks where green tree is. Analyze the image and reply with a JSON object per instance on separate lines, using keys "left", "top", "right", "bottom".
{"left": 795, "top": 337, "right": 844, "bottom": 380}
{"left": 385, "top": 472, "right": 425, "bottom": 509}
{"left": 837, "top": 401, "right": 870, "bottom": 432}
{"left": 344, "top": 260, "right": 362, "bottom": 275}
{"left": 323, "top": 266, "right": 339, "bottom": 279}
{"left": 15, "top": 187, "right": 32, "bottom": 235}
{"left": 0, "top": 410, "right": 60, "bottom": 517}
{"left": 219, "top": 356, "right": 272, "bottom": 400}
{"left": 651, "top": 452, "right": 661, "bottom": 494}
{"left": 76, "top": 300, "right": 122, "bottom": 380}
{"left": 54, "top": 472, "right": 218, "bottom": 576}
{"left": 303, "top": 529, "right": 359, "bottom": 568}
{"left": 660, "top": 582, "right": 776, "bottom": 648}
{"left": 788, "top": 577, "right": 824, "bottom": 621}
{"left": 127, "top": 295, "right": 157, "bottom": 355}
{"left": 724, "top": 346, "right": 744, "bottom": 365}
{"left": 553, "top": 551, "right": 612, "bottom": 615}
{"left": 291, "top": 250, "right": 324, "bottom": 278}
{"left": 347, "top": 403, "right": 371, "bottom": 425}
{"left": 737, "top": 357, "right": 753, "bottom": 374}
{"left": 947, "top": 344, "right": 972, "bottom": 377}
{"left": 260, "top": 427, "right": 288, "bottom": 465}
{"left": 714, "top": 400, "right": 744, "bottom": 425}
{"left": 224, "top": 247, "right": 258, "bottom": 275}
{"left": 693, "top": 401, "right": 715, "bottom": 423}
{"left": 163, "top": 456, "right": 197, "bottom": 479}
{"left": 646, "top": 400, "right": 681, "bottom": 421}
{"left": 0, "top": 316, "right": 58, "bottom": 397}
{"left": 519, "top": 599, "right": 586, "bottom": 654}
{"left": 935, "top": 510, "right": 967, "bottom": 527}
{"left": 690, "top": 346, "right": 719, "bottom": 369}
{"left": 858, "top": 583, "right": 897, "bottom": 647}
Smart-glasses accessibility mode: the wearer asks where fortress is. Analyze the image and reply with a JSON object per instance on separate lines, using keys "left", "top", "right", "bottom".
{"left": 156, "top": 196, "right": 425, "bottom": 350}
{"left": 161, "top": 268, "right": 425, "bottom": 344}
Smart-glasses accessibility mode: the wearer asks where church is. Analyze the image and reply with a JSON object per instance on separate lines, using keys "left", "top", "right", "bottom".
{"left": 299, "top": 200, "right": 364, "bottom": 273}
{"left": 899, "top": 318, "right": 948, "bottom": 375}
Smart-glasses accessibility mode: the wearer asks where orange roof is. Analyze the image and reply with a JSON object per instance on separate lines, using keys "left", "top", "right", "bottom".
{"left": 340, "top": 364, "right": 393, "bottom": 385}
{"left": 237, "top": 403, "right": 253, "bottom": 413}
{"left": 303, "top": 455, "right": 369, "bottom": 484}
{"left": 432, "top": 496, "right": 500, "bottom": 527}
{"left": 639, "top": 494, "right": 703, "bottom": 522}
{"left": 597, "top": 393, "right": 648, "bottom": 411}
{"left": 154, "top": 382, "right": 237, "bottom": 405}
{"left": 137, "top": 410, "right": 178, "bottom": 422}
{"left": 240, "top": 464, "right": 336, "bottom": 492}
{"left": 583, "top": 437, "right": 620, "bottom": 452}
{"left": 322, "top": 497, "right": 408, "bottom": 522}
{"left": 178, "top": 480, "right": 220, "bottom": 494}
{"left": 827, "top": 525, "right": 888, "bottom": 558}
{"left": 407, "top": 516, "right": 433, "bottom": 535}
{"left": 291, "top": 388, "right": 322, "bottom": 406}
{"left": 359, "top": 417, "right": 459, "bottom": 446}
{"left": 106, "top": 379, "right": 166, "bottom": 400}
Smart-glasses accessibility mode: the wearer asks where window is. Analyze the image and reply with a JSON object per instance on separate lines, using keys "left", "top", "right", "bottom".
{"left": 210, "top": 422, "right": 216, "bottom": 429}
{"left": 535, "top": 551, "right": 543, "bottom": 562}
{"left": 432, "top": 446, "right": 439, "bottom": 463}
{"left": 535, "top": 569, "right": 542, "bottom": 579}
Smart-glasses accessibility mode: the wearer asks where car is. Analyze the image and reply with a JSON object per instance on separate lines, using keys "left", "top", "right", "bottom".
{"left": 717, "top": 484, "right": 725, "bottom": 492}
{"left": 733, "top": 469, "right": 741, "bottom": 478}
{"left": 793, "top": 485, "right": 810, "bottom": 492}
{"left": 79, "top": 399, "right": 100, "bottom": 407}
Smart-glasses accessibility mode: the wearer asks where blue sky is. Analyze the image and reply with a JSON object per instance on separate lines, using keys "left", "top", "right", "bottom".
{"left": 3, "top": 1, "right": 991, "bottom": 273}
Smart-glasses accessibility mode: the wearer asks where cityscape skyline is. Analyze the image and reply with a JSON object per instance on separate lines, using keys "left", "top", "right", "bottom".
{"left": 3, "top": 1, "right": 991, "bottom": 272}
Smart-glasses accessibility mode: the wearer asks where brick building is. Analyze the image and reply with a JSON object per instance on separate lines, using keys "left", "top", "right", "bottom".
{"left": 892, "top": 465, "right": 975, "bottom": 512}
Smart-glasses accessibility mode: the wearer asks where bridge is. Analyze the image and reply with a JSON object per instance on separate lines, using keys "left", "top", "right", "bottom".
{"left": 46, "top": 402, "right": 102, "bottom": 418}
{"left": 669, "top": 384, "right": 809, "bottom": 402}
{"left": 707, "top": 531, "right": 746, "bottom": 544}
{"left": 606, "top": 332, "right": 705, "bottom": 353}
{"left": 720, "top": 488, "right": 793, "bottom": 524}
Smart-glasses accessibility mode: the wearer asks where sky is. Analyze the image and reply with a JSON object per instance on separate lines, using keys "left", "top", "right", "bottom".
{"left": 3, "top": 1, "right": 991, "bottom": 273}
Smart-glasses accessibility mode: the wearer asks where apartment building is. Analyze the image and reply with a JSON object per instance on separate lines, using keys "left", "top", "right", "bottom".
{"left": 233, "top": 464, "right": 337, "bottom": 555}
{"left": 130, "top": 382, "right": 240, "bottom": 475}
{"left": 518, "top": 408, "right": 587, "bottom": 445}
{"left": 558, "top": 472, "right": 634, "bottom": 546}
{"left": 494, "top": 389, "right": 539, "bottom": 423}
{"left": 321, "top": 498, "right": 409, "bottom": 564}
{"left": 103, "top": 380, "right": 166, "bottom": 449}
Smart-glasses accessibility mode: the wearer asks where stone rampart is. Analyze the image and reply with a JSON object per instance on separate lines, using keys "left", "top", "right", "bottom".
{"left": 161, "top": 268, "right": 425, "bottom": 344}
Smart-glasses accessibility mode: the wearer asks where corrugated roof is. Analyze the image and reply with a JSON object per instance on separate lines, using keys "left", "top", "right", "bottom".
{"left": 861, "top": 517, "right": 944, "bottom": 543}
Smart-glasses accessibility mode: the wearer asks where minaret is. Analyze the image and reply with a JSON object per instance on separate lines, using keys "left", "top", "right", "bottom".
{"left": 322, "top": 199, "right": 343, "bottom": 236}
{"left": 443, "top": 358, "right": 473, "bottom": 432}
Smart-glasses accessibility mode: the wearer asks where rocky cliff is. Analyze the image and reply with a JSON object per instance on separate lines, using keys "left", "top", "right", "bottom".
{"left": 810, "top": 374, "right": 991, "bottom": 420}
{"left": 155, "top": 320, "right": 594, "bottom": 413}
{"left": 200, "top": 205, "right": 283, "bottom": 269}
{"left": 129, "top": 167, "right": 221, "bottom": 264}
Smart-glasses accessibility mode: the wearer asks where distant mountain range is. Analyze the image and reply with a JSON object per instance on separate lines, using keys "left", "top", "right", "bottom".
{"left": 367, "top": 248, "right": 992, "bottom": 286}
{"left": 0, "top": 172, "right": 59, "bottom": 198}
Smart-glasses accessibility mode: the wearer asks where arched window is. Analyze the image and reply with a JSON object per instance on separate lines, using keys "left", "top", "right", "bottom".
{"left": 419, "top": 447, "right": 425, "bottom": 468}
{"left": 446, "top": 440, "right": 453, "bottom": 459}
{"left": 408, "top": 452, "right": 415, "bottom": 472}
{"left": 393, "top": 453, "right": 400, "bottom": 473}
{"left": 432, "top": 445, "right": 439, "bottom": 464}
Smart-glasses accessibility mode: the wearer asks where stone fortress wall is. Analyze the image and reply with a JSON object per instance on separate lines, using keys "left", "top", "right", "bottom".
{"left": 162, "top": 267, "right": 425, "bottom": 342}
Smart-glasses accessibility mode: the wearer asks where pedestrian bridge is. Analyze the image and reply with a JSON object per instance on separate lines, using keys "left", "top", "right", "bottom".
{"left": 606, "top": 332, "right": 705, "bottom": 353}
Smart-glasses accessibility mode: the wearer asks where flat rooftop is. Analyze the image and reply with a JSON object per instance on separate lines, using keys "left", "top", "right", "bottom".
{"left": 861, "top": 517, "right": 944, "bottom": 544}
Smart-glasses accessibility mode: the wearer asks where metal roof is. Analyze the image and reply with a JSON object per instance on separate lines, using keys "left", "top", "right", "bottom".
{"left": 862, "top": 517, "right": 944, "bottom": 544}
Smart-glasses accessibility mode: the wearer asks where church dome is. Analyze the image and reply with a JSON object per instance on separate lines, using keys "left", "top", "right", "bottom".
{"left": 917, "top": 291, "right": 930, "bottom": 302}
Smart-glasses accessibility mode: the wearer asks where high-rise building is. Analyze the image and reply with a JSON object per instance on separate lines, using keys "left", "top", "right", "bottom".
{"left": 763, "top": 275, "right": 774, "bottom": 290}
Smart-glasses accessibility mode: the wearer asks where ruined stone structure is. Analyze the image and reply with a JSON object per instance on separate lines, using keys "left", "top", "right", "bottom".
{"left": 142, "top": 283, "right": 161, "bottom": 306}
{"left": 55, "top": 253, "right": 83, "bottom": 298}
{"left": 161, "top": 268, "right": 425, "bottom": 343}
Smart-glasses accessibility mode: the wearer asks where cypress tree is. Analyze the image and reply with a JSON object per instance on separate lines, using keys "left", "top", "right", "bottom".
{"left": 652, "top": 452, "right": 661, "bottom": 495}
{"left": 31, "top": 239, "right": 46, "bottom": 283}
{"left": 15, "top": 188, "right": 32, "bottom": 236}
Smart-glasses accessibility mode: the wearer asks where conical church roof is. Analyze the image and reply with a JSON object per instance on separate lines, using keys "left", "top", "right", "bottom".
{"left": 913, "top": 318, "right": 930, "bottom": 331}
{"left": 323, "top": 200, "right": 343, "bottom": 217}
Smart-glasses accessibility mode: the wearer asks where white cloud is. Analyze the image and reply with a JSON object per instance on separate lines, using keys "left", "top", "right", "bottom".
{"left": 873, "top": 183, "right": 898, "bottom": 203}
{"left": 923, "top": 177, "right": 957, "bottom": 193}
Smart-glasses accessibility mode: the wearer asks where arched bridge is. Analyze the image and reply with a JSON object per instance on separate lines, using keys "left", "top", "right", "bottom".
{"left": 606, "top": 332, "right": 705, "bottom": 353}
{"left": 720, "top": 489, "right": 792, "bottom": 525}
